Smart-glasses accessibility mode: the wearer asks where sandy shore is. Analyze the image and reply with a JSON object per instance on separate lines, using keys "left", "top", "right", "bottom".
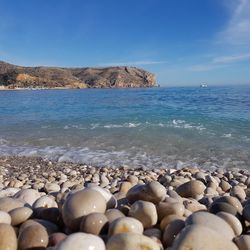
{"left": 0, "top": 155, "right": 250, "bottom": 249}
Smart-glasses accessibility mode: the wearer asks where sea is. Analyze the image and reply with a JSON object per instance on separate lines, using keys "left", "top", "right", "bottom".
{"left": 0, "top": 85, "right": 250, "bottom": 169}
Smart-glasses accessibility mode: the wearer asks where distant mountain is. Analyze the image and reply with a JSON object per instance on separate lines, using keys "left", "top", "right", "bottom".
{"left": 0, "top": 61, "right": 157, "bottom": 89}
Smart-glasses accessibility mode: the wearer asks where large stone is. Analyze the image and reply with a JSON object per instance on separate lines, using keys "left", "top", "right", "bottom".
{"left": 18, "top": 224, "right": 49, "bottom": 250}
{"left": 176, "top": 180, "right": 206, "bottom": 198}
{"left": 62, "top": 188, "right": 106, "bottom": 231}
{"left": 0, "top": 223, "right": 17, "bottom": 250}
{"left": 106, "top": 233, "right": 161, "bottom": 250}
{"left": 128, "top": 200, "right": 157, "bottom": 228}
{"left": 126, "top": 181, "right": 166, "bottom": 204}
{"left": 55, "top": 233, "right": 105, "bottom": 250}
{"left": 172, "top": 225, "right": 238, "bottom": 250}
{"left": 185, "top": 211, "right": 235, "bottom": 239}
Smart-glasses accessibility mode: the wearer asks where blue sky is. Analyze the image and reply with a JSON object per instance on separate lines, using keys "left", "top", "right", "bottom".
{"left": 0, "top": 0, "right": 250, "bottom": 86}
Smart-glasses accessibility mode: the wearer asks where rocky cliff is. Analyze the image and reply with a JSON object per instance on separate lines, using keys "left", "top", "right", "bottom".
{"left": 0, "top": 61, "right": 157, "bottom": 89}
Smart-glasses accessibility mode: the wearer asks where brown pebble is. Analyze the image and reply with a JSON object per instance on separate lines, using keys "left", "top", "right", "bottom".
{"left": 80, "top": 212, "right": 108, "bottom": 235}
{"left": 49, "top": 232, "right": 67, "bottom": 247}
{"left": 18, "top": 224, "right": 48, "bottom": 250}
{"left": 0, "top": 223, "right": 17, "bottom": 250}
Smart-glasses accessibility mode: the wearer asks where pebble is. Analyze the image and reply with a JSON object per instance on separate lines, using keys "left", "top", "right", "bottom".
{"left": 217, "top": 211, "right": 242, "bottom": 236}
{"left": 163, "top": 219, "right": 185, "bottom": 247}
{"left": 18, "top": 224, "right": 49, "bottom": 250}
{"left": 176, "top": 180, "right": 206, "bottom": 198}
{"left": 243, "top": 204, "right": 250, "bottom": 221}
{"left": 0, "top": 197, "right": 26, "bottom": 212}
{"left": 157, "top": 201, "right": 185, "bottom": 220}
{"left": 0, "top": 210, "right": 11, "bottom": 224}
{"left": 55, "top": 232, "right": 105, "bottom": 250}
{"left": 62, "top": 188, "right": 107, "bottom": 230}
{"left": 49, "top": 232, "right": 67, "bottom": 246}
{"left": 0, "top": 223, "right": 17, "bottom": 250}
{"left": 45, "top": 182, "right": 61, "bottom": 193}
{"left": 234, "top": 235, "right": 250, "bottom": 250}
{"left": 33, "top": 195, "right": 58, "bottom": 209}
{"left": 160, "top": 214, "right": 185, "bottom": 231}
{"left": 128, "top": 200, "right": 157, "bottom": 228}
{"left": 126, "top": 181, "right": 166, "bottom": 204}
{"left": 108, "top": 217, "right": 143, "bottom": 236}
{"left": 106, "top": 233, "right": 161, "bottom": 250}
{"left": 185, "top": 211, "right": 235, "bottom": 239}
{"left": 209, "top": 201, "right": 238, "bottom": 216}
{"left": 9, "top": 206, "right": 33, "bottom": 226}
{"left": 105, "top": 209, "right": 125, "bottom": 223}
{"left": 13, "top": 188, "right": 41, "bottom": 206}
{"left": 172, "top": 225, "right": 238, "bottom": 250}
{"left": 80, "top": 212, "right": 108, "bottom": 235}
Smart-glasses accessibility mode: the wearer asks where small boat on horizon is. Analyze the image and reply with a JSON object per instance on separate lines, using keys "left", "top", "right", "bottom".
{"left": 200, "top": 83, "right": 208, "bottom": 88}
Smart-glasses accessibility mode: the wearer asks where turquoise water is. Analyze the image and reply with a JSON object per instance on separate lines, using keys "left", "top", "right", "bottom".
{"left": 0, "top": 86, "right": 250, "bottom": 169}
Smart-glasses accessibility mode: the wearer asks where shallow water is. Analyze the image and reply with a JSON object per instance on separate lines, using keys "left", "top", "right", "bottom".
{"left": 0, "top": 85, "right": 250, "bottom": 168}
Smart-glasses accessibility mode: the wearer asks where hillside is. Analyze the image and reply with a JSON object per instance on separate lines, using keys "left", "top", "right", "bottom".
{"left": 0, "top": 61, "right": 157, "bottom": 89}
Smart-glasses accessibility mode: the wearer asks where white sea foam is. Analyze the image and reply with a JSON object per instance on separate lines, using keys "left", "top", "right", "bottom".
{"left": 222, "top": 133, "right": 232, "bottom": 138}
{"left": 0, "top": 142, "right": 248, "bottom": 169}
{"left": 170, "top": 120, "right": 206, "bottom": 131}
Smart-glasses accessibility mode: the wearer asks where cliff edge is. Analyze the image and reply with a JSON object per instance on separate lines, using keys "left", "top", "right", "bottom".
{"left": 0, "top": 61, "right": 157, "bottom": 89}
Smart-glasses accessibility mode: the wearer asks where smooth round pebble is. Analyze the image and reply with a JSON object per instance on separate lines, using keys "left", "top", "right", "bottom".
{"left": 105, "top": 209, "right": 125, "bottom": 223}
{"left": 33, "top": 195, "right": 58, "bottom": 209}
{"left": 13, "top": 189, "right": 41, "bottom": 206}
{"left": 48, "top": 233, "right": 67, "bottom": 246}
{"left": 108, "top": 217, "right": 143, "bottom": 236}
{"left": 243, "top": 204, "right": 250, "bottom": 221}
{"left": 0, "top": 210, "right": 11, "bottom": 224}
{"left": 106, "top": 233, "right": 161, "bottom": 250}
{"left": 217, "top": 211, "right": 242, "bottom": 236}
{"left": 0, "top": 197, "right": 26, "bottom": 212}
{"left": 128, "top": 200, "right": 157, "bottom": 228}
{"left": 80, "top": 212, "right": 108, "bottom": 235}
{"left": 157, "top": 202, "right": 185, "bottom": 220}
{"left": 234, "top": 235, "right": 250, "bottom": 250}
{"left": 160, "top": 214, "right": 185, "bottom": 231}
{"left": 209, "top": 201, "right": 238, "bottom": 216}
{"left": 0, "top": 223, "right": 17, "bottom": 250}
{"left": 126, "top": 181, "right": 166, "bottom": 204}
{"left": 172, "top": 225, "right": 238, "bottom": 250}
{"left": 163, "top": 219, "right": 185, "bottom": 247}
{"left": 185, "top": 211, "right": 235, "bottom": 239}
{"left": 45, "top": 183, "right": 60, "bottom": 193}
{"left": 55, "top": 232, "right": 105, "bottom": 250}
{"left": 62, "top": 189, "right": 107, "bottom": 230}
{"left": 18, "top": 224, "right": 49, "bottom": 250}
{"left": 176, "top": 180, "right": 206, "bottom": 198}
{"left": 9, "top": 206, "right": 33, "bottom": 226}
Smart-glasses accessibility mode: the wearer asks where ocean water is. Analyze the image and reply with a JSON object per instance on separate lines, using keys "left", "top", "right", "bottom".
{"left": 0, "top": 85, "right": 250, "bottom": 169}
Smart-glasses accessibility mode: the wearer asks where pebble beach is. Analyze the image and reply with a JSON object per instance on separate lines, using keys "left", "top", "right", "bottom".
{"left": 0, "top": 155, "right": 250, "bottom": 249}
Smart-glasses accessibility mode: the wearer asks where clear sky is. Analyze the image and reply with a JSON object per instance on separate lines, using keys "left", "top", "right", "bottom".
{"left": 0, "top": 0, "right": 250, "bottom": 86}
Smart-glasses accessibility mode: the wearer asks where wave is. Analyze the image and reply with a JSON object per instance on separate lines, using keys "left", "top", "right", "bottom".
{"left": 49, "top": 120, "right": 206, "bottom": 131}
{"left": 0, "top": 142, "right": 248, "bottom": 169}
